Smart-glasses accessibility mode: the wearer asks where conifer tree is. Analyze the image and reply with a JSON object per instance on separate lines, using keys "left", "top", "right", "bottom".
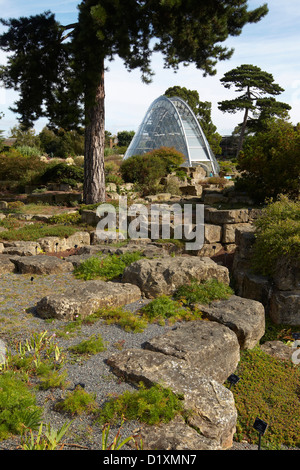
{"left": 0, "top": 1, "right": 268, "bottom": 203}
{"left": 218, "top": 64, "right": 290, "bottom": 158}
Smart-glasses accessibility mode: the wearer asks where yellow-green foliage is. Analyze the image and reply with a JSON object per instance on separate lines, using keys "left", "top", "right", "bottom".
{"left": 232, "top": 347, "right": 300, "bottom": 449}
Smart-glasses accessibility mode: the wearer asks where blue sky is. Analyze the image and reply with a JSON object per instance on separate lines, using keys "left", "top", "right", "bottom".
{"left": 1, "top": 0, "right": 300, "bottom": 137}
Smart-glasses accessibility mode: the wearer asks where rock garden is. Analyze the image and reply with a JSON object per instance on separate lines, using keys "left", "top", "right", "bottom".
{"left": 0, "top": 144, "right": 299, "bottom": 451}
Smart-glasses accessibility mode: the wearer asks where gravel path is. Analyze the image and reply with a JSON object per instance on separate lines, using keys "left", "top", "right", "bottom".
{"left": 0, "top": 272, "right": 298, "bottom": 452}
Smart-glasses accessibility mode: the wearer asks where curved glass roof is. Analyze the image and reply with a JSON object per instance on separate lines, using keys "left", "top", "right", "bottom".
{"left": 124, "top": 95, "right": 219, "bottom": 174}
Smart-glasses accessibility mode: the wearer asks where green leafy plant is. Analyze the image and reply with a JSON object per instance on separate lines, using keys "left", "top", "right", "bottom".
{"left": 73, "top": 251, "right": 143, "bottom": 281}
{"left": 97, "top": 383, "right": 184, "bottom": 426}
{"left": 55, "top": 386, "right": 98, "bottom": 416}
{"left": 95, "top": 307, "right": 148, "bottom": 333}
{"left": 101, "top": 420, "right": 139, "bottom": 450}
{"left": 0, "top": 371, "right": 42, "bottom": 440}
{"left": 173, "top": 278, "right": 234, "bottom": 306}
{"left": 251, "top": 195, "right": 300, "bottom": 277}
{"left": 232, "top": 346, "right": 300, "bottom": 448}
{"left": 139, "top": 295, "right": 202, "bottom": 325}
{"left": 21, "top": 420, "right": 72, "bottom": 450}
{"left": 68, "top": 334, "right": 106, "bottom": 356}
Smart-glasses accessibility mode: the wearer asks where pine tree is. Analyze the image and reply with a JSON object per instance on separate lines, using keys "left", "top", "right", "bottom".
{"left": 0, "top": 1, "right": 268, "bottom": 203}
{"left": 218, "top": 64, "right": 291, "bottom": 158}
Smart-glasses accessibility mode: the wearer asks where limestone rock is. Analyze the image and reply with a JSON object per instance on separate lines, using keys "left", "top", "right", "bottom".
{"left": 143, "top": 321, "right": 240, "bottom": 383}
{"left": 205, "top": 208, "right": 249, "bottom": 225}
{"left": 222, "top": 223, "right": 253, "bottom": 244}
{"left": 36, "top": 280, "right": 141, "bottom": 320}
{"left": 273, "top": 257, "right": 300, "bottom": 291}
{"left": 204, "top": 224, "right": 222, "bottom": 244}
{"left": 122, "top": 256, "right": 230, "bottom": 298}
{"left": 12, "top": 255, "right": 74, "bottom": 275}
{"left": 0, "top": 254, "right": 18, "bottom": 273}
{"left": 2, "top": 241, "right": 41, "bottom": 256}
{"left": 269, "top": 290, "right": 300, "bottom": 326}
{"left": 260, "top": 340, "right": 298, "bottom": 362}
{"left": 194, "top": 295, "right": 265, "bottom": 349}
{"left": 130, "top": 415, "right": 220, "bottom": 450}
{"left": 37, "top": 231, "right": 90, "bottom": 253}
{"left": 107, "top": 347, "right": 237, "bottom": 450}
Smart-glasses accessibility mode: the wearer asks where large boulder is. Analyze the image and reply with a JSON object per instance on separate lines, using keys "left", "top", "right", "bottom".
{"left": 143, "top": 321, "right": 240, "bottom": 384}
{"left": 194, "top": 295, "right": 265, "bottom": 349}
{"left": 122, "top": 256, "right": 230, "bottom": 298}
{"left": 36, "top": 280, "right": 141, "bottom": 320}
{"left": 12, "top": 255, "right": 73, "bottom": 275}
{"left": 107, "top": 345, "right": 237, "bottom": 450}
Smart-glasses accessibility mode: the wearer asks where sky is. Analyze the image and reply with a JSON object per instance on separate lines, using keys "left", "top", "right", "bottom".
{"left": 0, "top": 0, "right": 300, "bottom": 138}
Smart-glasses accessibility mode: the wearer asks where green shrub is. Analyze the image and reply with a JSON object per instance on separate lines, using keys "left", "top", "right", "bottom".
{"left": 97, "top": 383, "right": 184, "bottom": 426}
{"left": 34, "top": 162, "right": 84, "bottom": 186}
{"left": 236, "top": 120, "right": 300, "bottom": 203}
{"left": 0, "top": 148, "right": 47, "bottom": 185}
{"left": 95, "top": 307, "right": 148, "bottom": 333}
{"left": 173, "top": 278, "right": 234, "bottom": 306}
{"left": 55, "top": 386, "right": 98, "bottom": 416}
{"left": 251, "top": 195, "right": 300, "bottom": 277}
{"left": 0, "top": 371, "right": 42, "bottom": 440}
{"left": 15, "top": 145, "right": 42, "bottom": 157}
{"left": 73, "top": 251, "right": 143, "bottom": 281}
{"left": 68, "top": 335, "right": 106, "bottom": 355}
{"left": 120, "top": 147, "right": 185, "bottom": 195}
{"left": 139, "top": 295, "right": 202, "bottom": 324}
{"left": 232, "top": 347, "right": 300, "bottom": 448}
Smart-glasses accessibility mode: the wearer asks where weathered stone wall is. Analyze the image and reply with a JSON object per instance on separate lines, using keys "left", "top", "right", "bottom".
{"left": 232, "top": 226, "right": 300, "bottom": 326}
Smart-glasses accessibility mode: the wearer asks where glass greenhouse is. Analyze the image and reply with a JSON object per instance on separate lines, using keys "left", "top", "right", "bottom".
{"left": 124, "top": 95, "right": 219, "bottom": 175}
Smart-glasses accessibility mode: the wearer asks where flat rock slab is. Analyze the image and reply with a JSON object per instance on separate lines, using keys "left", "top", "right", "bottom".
{"left": 143, "top": 320, "right": 240, "bottom": 384}
{"left": 194, "top": 295, "right": 265, "bottom": 349}
{"left": 122, "top": 256, "right": 230, "bottom": 298}
{"left": 107, "top": 346, "right": 237, "bottom": 450}
{"left": 12, "top": 255, "right": 74, "bottom": 275}
{"left": 2, "top": 241, "right": 41, "bottom": 256}
{"left": 36, "top": 280, "right": 141, "bottom": 320}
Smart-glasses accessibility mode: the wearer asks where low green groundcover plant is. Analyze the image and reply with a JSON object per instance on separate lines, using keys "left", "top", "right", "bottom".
{"left": 97, "top": 383, "right": 185, "bottom": 426}
{"left": 0, "top": 371, "right": 42, "bottom": 440}
{"left": 231, "top": 346, "right": 300, "bottom": 449}
{"left": 54, "top": 386, "right": 98, "bottom": 416}
{"left": 95, "top": 307, "right": 148, "bottom": 333}
{"left": 68, "top": 334, "right": 106, "bottom": 355}
{"left": 0, "top": 222, "right": 79, "bottom": 241}
{"left": 139, "top": 295, "right": 202, "bottom": 324}
{"left": 73, "top": 251, "right": 143, "bottom": 281}
{"left": 173, "top": 278, "right": 234, "bottom": 306}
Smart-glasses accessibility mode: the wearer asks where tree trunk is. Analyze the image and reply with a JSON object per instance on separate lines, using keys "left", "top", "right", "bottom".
{"left": 236, "top": 86, "right": 251, "bottom": 159}
{"left": 83, "top": 68, "right": 106, "bottom": 204}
